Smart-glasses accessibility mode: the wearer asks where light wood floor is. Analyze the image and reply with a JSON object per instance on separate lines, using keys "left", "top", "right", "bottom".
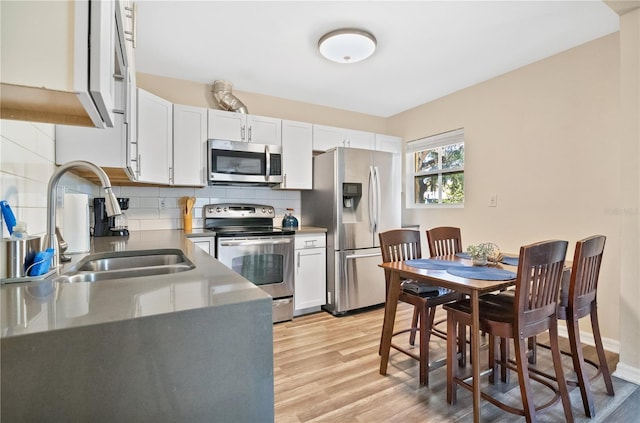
{"left": 273, "top": 303, "right": 638, "bottom": 422}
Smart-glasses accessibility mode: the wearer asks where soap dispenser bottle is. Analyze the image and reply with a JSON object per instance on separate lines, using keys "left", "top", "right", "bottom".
{"left": 282, "top": 208, "right": 299, "bottom": 229}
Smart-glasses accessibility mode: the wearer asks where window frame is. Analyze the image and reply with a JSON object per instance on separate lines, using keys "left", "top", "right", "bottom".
{"left": 405, "top": 128, "right": 465, "bottom": 209}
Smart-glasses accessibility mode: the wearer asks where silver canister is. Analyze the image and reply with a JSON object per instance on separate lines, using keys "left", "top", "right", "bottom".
{"left": 1, "top": 236, "right": 43, "bottom": 279}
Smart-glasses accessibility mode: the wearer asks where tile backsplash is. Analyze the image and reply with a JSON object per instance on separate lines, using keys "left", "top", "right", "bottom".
{"left": 1, "top": 120, "right": 301, "bottom": 238}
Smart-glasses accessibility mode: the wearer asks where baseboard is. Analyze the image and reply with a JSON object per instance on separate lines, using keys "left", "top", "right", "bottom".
{"left": 612, "top": 362, "right": 640, "bottom": 385}
{"left": 557, "top": 326, "right": 620, "bottom": 354}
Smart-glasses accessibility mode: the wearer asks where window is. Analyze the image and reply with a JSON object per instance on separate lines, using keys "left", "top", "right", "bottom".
{"left": 406, "top": 128, "right": 464, "bottom": 207}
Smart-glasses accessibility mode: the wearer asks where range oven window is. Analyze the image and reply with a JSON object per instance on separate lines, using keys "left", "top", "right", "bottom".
{"left": 231, "top": 253, "right": 284, "bottom": 286}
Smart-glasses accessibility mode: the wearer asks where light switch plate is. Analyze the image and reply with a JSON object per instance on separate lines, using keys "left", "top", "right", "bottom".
{"left": 489, "top": 195, "right": 498, "bottom": 207}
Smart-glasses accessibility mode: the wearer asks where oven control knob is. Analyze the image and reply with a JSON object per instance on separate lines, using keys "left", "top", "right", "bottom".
{"left": 215, "top": 207, "right": 221, "bottom": 213}
{"left": 268, "top": 208, "right": 273, "bottom": 214}
{"left": 223, "top": 207, "right": 228, "bottom": 212}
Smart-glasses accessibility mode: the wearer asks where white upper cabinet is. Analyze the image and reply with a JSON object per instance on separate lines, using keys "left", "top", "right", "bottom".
{"left": 280, "top": 120, "right": 312, "bottom": 190}
{"left": 1, "top": 0, "right": 126, "bottom": 128}
{"left": 173, "top": 104, "right": 207, "bottom": 186}
{"left": 375, "top": 134, "right": 403, "bottom": 154}
{"left": 312, "top": 124, "right": 374, "bottom": 151}
{"left": 137, "top": 89, "right": 172, "bottom": 184}
{"left": 56, "top": 76, "right": 138, "bottom": 183}
{"left": 207, "top": 109, "right": 245, "bottom": 142}
{"left": 208, "top": 109, "right": 281, "bottom": 145}
{"left": 247, "top": 115, "right": 282, "bottom": 145}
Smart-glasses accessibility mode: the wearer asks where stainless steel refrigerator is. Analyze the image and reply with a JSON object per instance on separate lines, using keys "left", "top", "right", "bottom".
{"left": 301, "top": 147, "right": 401, "bottom": 315}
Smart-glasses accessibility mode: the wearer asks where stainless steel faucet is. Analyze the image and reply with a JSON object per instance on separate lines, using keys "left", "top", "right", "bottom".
{"left": 45, "top": 161, "right": 121, "bottom": 269}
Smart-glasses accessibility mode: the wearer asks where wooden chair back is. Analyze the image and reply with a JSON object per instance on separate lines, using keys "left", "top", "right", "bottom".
{"left": 379, "top": 229, "right": 422, "bottom": 263}
{"left": 566, "top": 235, "right": 606, "bottom": 318}
{"left": 426, "top": 226, "right": 462, "bottom": 257}
{"left": 514, "top": 240, "right": 568, "bottom": 338}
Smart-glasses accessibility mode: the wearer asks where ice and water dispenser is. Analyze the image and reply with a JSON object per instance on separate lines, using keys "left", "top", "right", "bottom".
{"left": 342, "top": 182, "right": 362, "bottom": 222}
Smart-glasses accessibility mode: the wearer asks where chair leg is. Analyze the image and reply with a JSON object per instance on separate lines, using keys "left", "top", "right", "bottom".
{"left": 528, "top": 336, "right": 537, "bottom": 364}
{"left": 457, "top": 323, "right": 466, "bottom": 367}
{"left": 567, "top": 313, "right": 595, "bottom": 417}
{"left": 419, "top": 306, "right": 429, "bottom": 386}
{"left": 500, "top": 337, "right": 510, "bottom": 383}
{"left": 550, "top": 321, "right": 575, "bottom": 423}
{"left": 591, "top": 304, "right": 615, "bottom": 396}
{"left": 514, "top": 335, "right": 538, "bottom": 423}
{"left": 489, "top": 334, "right": 498, "bottom": 384}
{"left": 446, "top": 311, "right": 458, "bottom": 405}
{"left": 409, "top": 306, "right": 419, "bottom": 345}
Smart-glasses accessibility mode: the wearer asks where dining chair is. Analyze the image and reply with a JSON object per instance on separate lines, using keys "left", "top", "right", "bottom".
{"left": 489, "top": 235, "right": 615, "bottom": 416}
{"left": 444, "top": 240, "right": 574, "bottom": 423}
{"left": 425, "top": 226, "right": 468, "bottom": 363}
{"left": 426, "top": 226, "right": 463, "bottom": 257}
{"left": 378, "top": 229, "right": 464, "bottom": 386}
{"left": 542, "top": 235, "right": 614, "bottom": 417}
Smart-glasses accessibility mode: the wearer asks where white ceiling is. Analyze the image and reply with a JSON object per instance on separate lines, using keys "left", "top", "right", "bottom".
{"left": 135, "top": 1, "right": 619, "bottom": 118}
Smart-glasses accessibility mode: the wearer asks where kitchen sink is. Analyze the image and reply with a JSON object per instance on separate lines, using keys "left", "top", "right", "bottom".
{"left": 54, "top": 249, "right": 195, "bottom": 283}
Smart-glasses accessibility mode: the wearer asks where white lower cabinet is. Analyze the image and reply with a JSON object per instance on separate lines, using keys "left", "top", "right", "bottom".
{"left": 294, "top": 233, "right": 327, "bottom": 314}
{"left": 191, "top": 237, "right": 215, "bottom": 256}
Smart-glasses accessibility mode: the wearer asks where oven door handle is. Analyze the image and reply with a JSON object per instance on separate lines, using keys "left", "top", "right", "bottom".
{"left": 219, "top": 238, "right": 292, "bottom": 246}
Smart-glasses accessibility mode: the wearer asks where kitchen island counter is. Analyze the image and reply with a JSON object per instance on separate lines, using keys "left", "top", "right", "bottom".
{"left": 1, "top": 230, "right": 274, "bottom": 422}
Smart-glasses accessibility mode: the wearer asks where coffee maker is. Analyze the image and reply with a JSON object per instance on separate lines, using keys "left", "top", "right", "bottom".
{"left": 93, "top": 197, "right": 129, "bottom": 237}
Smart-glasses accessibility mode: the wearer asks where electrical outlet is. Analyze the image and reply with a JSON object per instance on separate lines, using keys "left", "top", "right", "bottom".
{"left": 159, "top": 197, "right": 167, "bottom": 210}
{"left": 489, "top": 195, "right": 498, "bottom": 207}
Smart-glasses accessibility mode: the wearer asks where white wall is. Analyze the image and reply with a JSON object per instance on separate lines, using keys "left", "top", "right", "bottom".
{"left": 0, "top": 120, "right": 95, "bottom": 239}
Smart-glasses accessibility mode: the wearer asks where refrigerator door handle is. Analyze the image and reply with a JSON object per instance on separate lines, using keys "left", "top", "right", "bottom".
{"left": 368, "top": 166, "right": 375, "bottom": 233}
{"left": 374, "top": 165, "right": 381, "bottom": 234}
{"left": 345, "top": 252, "right": 381, "bottom": 260}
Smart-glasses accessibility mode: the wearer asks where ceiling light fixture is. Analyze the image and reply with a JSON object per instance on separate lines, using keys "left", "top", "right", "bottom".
{"left": 318, "top": 29, "right": 377, "bottom": 64}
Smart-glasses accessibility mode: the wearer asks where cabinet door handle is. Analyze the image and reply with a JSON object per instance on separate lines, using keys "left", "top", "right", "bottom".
{"left": 241, "top": 125, "right": 246, "bottom": 141}
{"left": 248, "top": 126, "right": 252, "bottom": 142}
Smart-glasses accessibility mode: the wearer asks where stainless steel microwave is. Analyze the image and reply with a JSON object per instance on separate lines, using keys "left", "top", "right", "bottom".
{"left": 207, "top": 139, "right": 283, "bottom": 185}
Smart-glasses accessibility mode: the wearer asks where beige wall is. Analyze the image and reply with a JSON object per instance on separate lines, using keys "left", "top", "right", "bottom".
{"left": 389, "top": 34, "right": 623, "bottom": 346}
{"left": 137, "top": 73, "right": 391, "bottom": 135}
{"left": 617, "top": 7, "right": 640, "bottom": 383}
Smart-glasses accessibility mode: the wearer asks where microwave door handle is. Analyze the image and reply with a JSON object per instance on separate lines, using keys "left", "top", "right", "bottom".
{"left": 265, "top": 145, "right": 271, "bottom": 181}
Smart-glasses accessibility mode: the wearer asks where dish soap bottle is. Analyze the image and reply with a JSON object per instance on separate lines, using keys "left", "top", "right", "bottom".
{"left": 282, "top": 208, "right": 299, "bottom": 229}
{"left": 10, "top": 221, "right": 28, "bottom": 239}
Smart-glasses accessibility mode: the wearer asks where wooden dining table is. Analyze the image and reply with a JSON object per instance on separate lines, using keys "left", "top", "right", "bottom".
{"left": 378, "top": 255, "right": 517, "bottom": 423}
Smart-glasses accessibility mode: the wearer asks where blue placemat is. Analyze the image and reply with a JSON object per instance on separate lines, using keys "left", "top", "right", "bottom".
{"left": 446, "top": 266, "right": 516, "bottom": 281}
{"left": 405, "top": 259, "right": 466, "bottom": 270}
{"left": 501, "top": 256, "right": 519, "bottom": 266}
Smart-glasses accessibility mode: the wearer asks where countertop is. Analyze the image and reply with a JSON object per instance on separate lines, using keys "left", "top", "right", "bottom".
{"left": 1, "top": 230, "right": 276, "bottom": 421}
{"left": 0, "top": 230, "right": 270, "bottom": 339}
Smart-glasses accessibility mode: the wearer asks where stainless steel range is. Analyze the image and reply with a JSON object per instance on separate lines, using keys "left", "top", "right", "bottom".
{"left": 204, "top": 203, "right": 295, "bottom": 323}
